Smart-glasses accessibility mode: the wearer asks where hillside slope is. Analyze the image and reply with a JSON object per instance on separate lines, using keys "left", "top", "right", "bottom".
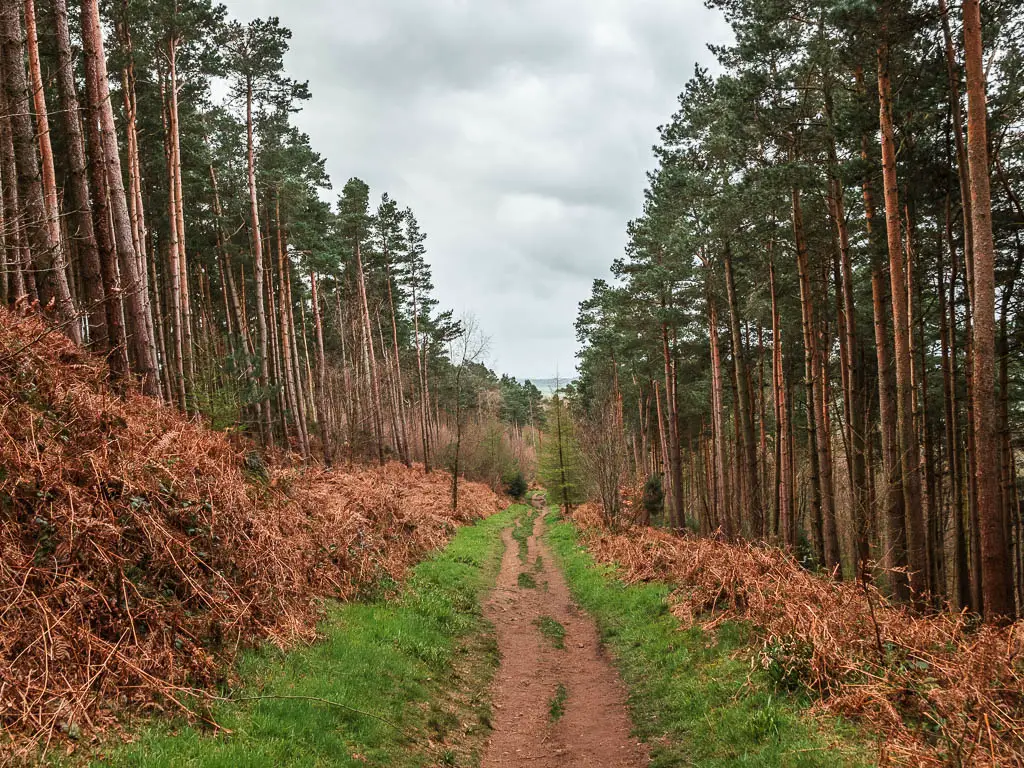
{"left": 0, "top": 310, "right": 503, "bottom": 757}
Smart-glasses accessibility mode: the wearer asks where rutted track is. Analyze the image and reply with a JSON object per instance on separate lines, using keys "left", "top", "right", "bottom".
{"left": 481, "top": 510, "right": 648, "bottom": 767}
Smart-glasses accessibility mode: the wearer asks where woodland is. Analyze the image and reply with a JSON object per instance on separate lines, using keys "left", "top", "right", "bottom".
{"left": 562, "top": 6, "right": 1024, "bottom": 757}
{"left": 0, "top": 0, "right": 544, "bottom": 490}
{"left": 573, "top": 0, "right": 1024, "bottom": 623}
{"left": 0, "top": 1, "right": 545, "bottom": 757}
{"left": 2, "top": 0, "right": 1024, "bottom": 764}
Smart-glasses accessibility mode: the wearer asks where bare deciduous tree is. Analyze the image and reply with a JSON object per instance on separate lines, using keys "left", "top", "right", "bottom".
{"left": 578, "top": 388, "right": 630, "bottom": 528}
{"left": 447, "top": 313, "right": 488, "bottom": 511}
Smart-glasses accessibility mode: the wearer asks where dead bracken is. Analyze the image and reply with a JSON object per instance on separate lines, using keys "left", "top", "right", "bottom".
{"left": 0, "top": 309, "right": 503, "bottom": 760}
{"left": 571, "top": 503, "right": 1024, "bottom": 767}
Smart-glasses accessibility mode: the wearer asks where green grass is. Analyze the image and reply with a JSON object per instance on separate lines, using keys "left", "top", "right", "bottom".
{"left": 517, "top": 572, "right": 537, "bottom": 589}
{"left": 545, "top": 514, "right": 873, "bottom": 768}
{"left": 532, "top": 616, "right": 566, "bottom": 649}
{"left": 511, "top": 509, "right": 536, "bottom": 562}
{"left": 548, "top": 684, "right": 568, "bottom": 722}
{"left": 87, "top": 506, "right": 526, "bottom": 768}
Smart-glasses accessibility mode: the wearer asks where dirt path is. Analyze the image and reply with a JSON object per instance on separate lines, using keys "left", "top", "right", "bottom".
{"left": 481, "top": 511, "right": 649, "bottom": 767}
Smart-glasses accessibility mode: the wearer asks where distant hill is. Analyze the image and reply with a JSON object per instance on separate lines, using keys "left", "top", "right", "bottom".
{"left": 520, "top": 377, "right": 576, "bottom": 396}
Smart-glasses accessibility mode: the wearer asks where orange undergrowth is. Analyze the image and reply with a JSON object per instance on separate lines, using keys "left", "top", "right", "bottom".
{"left": 0, "top": 310, "right": 503, "bottom": 759}
{"left": 571, "top": 503, "right": 1024, "bottom": 766}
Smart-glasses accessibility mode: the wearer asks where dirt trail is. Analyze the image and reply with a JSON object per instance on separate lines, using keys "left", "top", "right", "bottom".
{"left": 481, "top": 510, "right": 649, "bottom": 767}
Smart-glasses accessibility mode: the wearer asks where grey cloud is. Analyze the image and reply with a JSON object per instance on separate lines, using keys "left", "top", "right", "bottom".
{"left": 221, "top": 0, "right": 730, "bottom": 378}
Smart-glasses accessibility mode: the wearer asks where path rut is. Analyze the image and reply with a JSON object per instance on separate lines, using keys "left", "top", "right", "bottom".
{"left": 480, "top": 510, "right": 649, "bottom": 767}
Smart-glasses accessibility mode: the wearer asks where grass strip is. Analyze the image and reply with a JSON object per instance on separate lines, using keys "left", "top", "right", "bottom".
{"left": 517, "top": 572, "right": 537, "bottom": 589}
{"left": 548, "top": 684, "right": 568, "bottom": 722}
{"left": 511, "top": 508, "right": 536, "bottom": 562}
{"left": 532, "top": 616, "right": 566, "bottom": 650}
{"left": 546, "top": 514, "right": 873, "bottom": 768}
{"left": 87, "top": 506, "right": 525, "bottom": 768}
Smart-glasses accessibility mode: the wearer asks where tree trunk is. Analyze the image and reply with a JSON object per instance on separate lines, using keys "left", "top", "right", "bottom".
{"left": 161, "top": 77, "right": 187, "bottom": 408}
{"left": 828, "top": 135, "right": 870, "bottom": 572}
{"left": 244, "top": 78, "right": 273, "bottom": 442}
{"left": 769, "top": 253, "right": 793, "bottom": 547}
{"left": 724, "top": 243, "right": 763, "bottom": 538}
{"left": 0, "top": 2, "right": 79, "bottom": 339}
{"left": 555, "top": 394, "right": 570, "bottom": 516}
{"left": 756, "top": 323, "right": 769, "bottom": 521}
{"left": 355, "top": 240, "right": 385, "bottom": 463}
{"left": 300, "top": 286, "right": 316, "bottom": 421}
{"left": 24, "top": 0, "right": 80, "bottom": 342}
{"left": 860, "top": 128, "right": 911, "bottom": 600}
{"left": 377, "top": 312, "right": 403, "bottom": 460}
{"left": 410, "top": 272, "right": 432, "bottom": 472}
{"left": 792, "top": 186, "right": 827, "bottom": 564}
{"left": 708, "top": 291, "right": 730, "bottom": 538}
{"left": 877, "top": 39, "right": 927, "bottom": 601}
{"left": 937, "top": 0, "right": 975, "bottom": 606}
{"left": 910, "top": 213, "right": 943, "bottom": 599}
{"left": 659, "top": 251, "right": 683, "bottom": 530}
{"left": 940, "top": 196, "right": 971, "bottom": 609}
{"left": 962, "top": 0, "right": 1014, "bottom": 621}
{"left": 0, "top": 177, "right": 8, "bottom": 303}
{"left": 118, "top": 48, "right": 158, "bottom": 387}
{"left": 117, "top": 57, "right": 156, "bottom": 386}
{"left": 81, "top": 0, "right": 158, "bottom": 395}
{"left": 52, "top": 0, "right": 106, "bottom": 347}
{"left": 80, "top": 15, "right": 130, "bottom": 380}
{"left": 311, "top": 270, "right": 332, "bottom": 465}
{"left": 939, "top": 0, "right": 975, "bottom": 281}
{"left": 168, "top": 40, "right": 194, "bottom": 401}
{"left": 654, "top": 380, "right": 672, "bottom": 525}
{"left": 334, "top": 288, "right": 357, "bottom": 448}
{"left": 661, "top": 318, "right": 683, "bottom": 530}
{"left": 276, "top": 195, "right": 306, "bottom": 457}
{"left": 266, "top": 244, "right": 286, "bottom": 442}
{"left": 384, "top": 258, "right": 410, "bottom": 466}
{"left": 285, "top": 258, "right": 310, "bottom": 457}
{"left": 451, "top": 364, "right": 464, "bottom": 510}
{"left": 0, "top": 59, "right": 30, "bottom": 306}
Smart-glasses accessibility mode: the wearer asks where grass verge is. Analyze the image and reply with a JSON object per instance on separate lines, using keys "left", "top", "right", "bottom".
{"left": 86, "top": 506, "right": 523, "bottom": 768}
{"left": 546, "top": 513, "right": 873, "bottom": 768}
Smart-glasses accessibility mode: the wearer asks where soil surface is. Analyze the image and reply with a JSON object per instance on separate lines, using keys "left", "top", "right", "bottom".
{"left": 480, "top": 511, "right": 649, "bottom": 767}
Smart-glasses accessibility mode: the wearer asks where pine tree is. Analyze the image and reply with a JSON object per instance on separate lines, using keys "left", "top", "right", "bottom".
{"left": 225, "top": 16, "right": 309, "bottom": 442}
{"left": 538, "top": 392, "right": 585, "bottom": 515}
{"left": 573, "top": 0, "right": 1024, "bottom": 617}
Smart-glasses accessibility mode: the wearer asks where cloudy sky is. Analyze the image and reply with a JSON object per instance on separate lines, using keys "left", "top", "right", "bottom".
{"left": 221, "top": 0, "right": 731, "bottom": 380}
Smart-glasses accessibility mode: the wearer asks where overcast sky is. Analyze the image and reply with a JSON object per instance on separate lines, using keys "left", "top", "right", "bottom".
{"left": 220, "top": 0, "right": 730, "bottom": 380}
